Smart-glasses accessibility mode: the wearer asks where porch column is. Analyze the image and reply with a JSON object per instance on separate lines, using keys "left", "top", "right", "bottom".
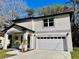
{"left": 23, "top": 32, "right": 28, "bottom": 41}
{"left": 30, "top": 34, "right": 35, "bottom": 49}
{"left": 3, "top": 33, "right": 10, "bottom": 49}
{"left": 23, "top": 32, "right": 28, "bottom": 51}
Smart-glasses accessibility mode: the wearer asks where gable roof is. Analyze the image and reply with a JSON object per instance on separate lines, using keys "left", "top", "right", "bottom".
{"left": 2, "top": 24, "right": 35, "bottom": 33}
{"left": 13, "top": 11, "right": 74, "bottom": 23}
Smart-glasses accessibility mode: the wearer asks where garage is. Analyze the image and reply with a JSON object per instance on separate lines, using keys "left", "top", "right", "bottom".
{"left": 36, "top": 36, "right": 67, "bottom": 51}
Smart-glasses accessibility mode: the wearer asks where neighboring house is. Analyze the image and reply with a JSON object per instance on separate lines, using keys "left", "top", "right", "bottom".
{"left": 0, "top": 11, "right": 73, "bottom": 52}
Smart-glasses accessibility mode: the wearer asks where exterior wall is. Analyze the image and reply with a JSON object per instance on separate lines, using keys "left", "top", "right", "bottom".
{"left": 7, "top": 28, "right": 23, "bottom": 33}
{"left": 14, "top": 14, "right": 73, "bottom": 51}
{"left": 4, "top": 14, "right": 73, "bottom": 51}
{"left": 16, "top": 20, "right": 32, "bottom": 30}
{"left": 16, "top": 14, "right": 71, "bottom": 32}
{"left": 66, "top": 32, "right": 73, "bottom": 52}
{"left": 33, "top": 14, "right": 71, "bottom": 32}
{"left": 35, "top": 32, "right": 73, "bottom": 51}
{"left": 32, "top": 14, "right": 73, "bottom": 52}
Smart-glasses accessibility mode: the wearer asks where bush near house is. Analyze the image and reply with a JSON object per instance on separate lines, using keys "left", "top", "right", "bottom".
{"left": 71, "top": 47, "right": 79, "bottom": 59}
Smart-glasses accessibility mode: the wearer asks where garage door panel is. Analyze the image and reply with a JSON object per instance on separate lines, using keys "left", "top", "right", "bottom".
{"left": 36, "top": 38, "right": 64, "bottom": 51}
{"left": 55, "top": 39, "right": 64, "bottom": 50}
{"left": 36, "top": 39, "right": 56, "bottom": 49}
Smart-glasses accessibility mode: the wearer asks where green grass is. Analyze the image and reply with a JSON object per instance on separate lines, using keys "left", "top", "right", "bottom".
{"left": 71, "top": 47, "right": 79, "bottom": 59}
{"left": 0, "top": 49, "right": 10, "bottom": 53}
{"left": 0, "top": 49, "right": 16, "bottom": 59}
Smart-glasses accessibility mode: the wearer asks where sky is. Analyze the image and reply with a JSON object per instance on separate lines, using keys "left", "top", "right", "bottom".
{"left": 25, "top": 0, "right": 70, "bottom": 9}
{"left": 0, "top": 0, "right": 72, "bottom": 22}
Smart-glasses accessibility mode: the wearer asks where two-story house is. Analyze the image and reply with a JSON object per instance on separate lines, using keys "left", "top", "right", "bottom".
{"left": 1, "top": 11, "right": 73, "bottom": 52}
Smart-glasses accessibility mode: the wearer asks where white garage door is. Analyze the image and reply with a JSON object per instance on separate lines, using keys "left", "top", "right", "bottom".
{"left": 36, "top": 37, "right": 66, "bottom": 51}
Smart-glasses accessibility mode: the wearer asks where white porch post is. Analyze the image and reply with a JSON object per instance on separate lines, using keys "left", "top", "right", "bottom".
{"left": 23, "top": 32, "right": 28, "bottom": 41}
{"left": 3, "top": 33, "right": 9, "bottom": 49}
{"left": 23, "top": 32, "right": 28, "bottom": 51}
{"left": 30, "top": 34, "right": 35, "bottom": 49}
{"left": 30, "top": 34, "right": 33, "bottom": 49}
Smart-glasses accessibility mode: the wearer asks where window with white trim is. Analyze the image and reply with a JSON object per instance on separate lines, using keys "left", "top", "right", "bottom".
{"left": 43, "top": 18, "right": 54, "bottom": 27}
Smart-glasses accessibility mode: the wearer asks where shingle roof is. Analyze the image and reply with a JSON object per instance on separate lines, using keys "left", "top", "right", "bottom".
{"left": 13, "top": 11, "right": 74, "bottom": 23}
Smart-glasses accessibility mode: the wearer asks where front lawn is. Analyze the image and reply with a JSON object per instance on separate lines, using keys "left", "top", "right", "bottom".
{"left": 71, "top": 47, "right": 79, "bottom": 59}
{"left": 0, "top": 50, "right": 15, "bottom": 59}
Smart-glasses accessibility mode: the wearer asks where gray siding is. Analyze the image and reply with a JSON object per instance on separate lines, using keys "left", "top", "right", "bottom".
{"left": 16, "top": 14, "right": 71, "bottom": 33}
{"left": 16, "top": 21, "right": 32, "bottom": 29}
{"left": 33, "top": 14, "right": 71, "bottom": 32}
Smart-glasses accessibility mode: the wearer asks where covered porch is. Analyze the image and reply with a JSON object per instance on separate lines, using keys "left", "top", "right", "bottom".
{"left": 3, "top": 24, "right": 35, "bottom": 50}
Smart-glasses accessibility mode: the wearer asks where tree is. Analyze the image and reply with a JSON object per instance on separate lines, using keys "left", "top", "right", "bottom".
{"left": 11, "top": 10, "right": 19, "bottom": 20}
{"left": 39, "top": 8, "right": 47, "bottom": 15}
{"left": 63, "top": 6, "right": 71, "bottom": 12}
{"left": 0, "top": 12, "right": 11, "bottom": 31}
{"left": 25, "top": 8, "right": 35, "bottom": 17}
{"left": 66, "top": 0, "right": 79, "bottom": 47}
{"left": 0, "top": 0, "right": 27, "bottom": 30}
{"left": 68, "top": 0, "right": 79, "bottom": 27}
{"left": 0, "top": 0, "right": 27, "bottom": 20}
{"left": 39, "top": 5, "right": 71, "bottom": 15}
{"left": 52, "top": 5, "right": 63, "bottom": 13}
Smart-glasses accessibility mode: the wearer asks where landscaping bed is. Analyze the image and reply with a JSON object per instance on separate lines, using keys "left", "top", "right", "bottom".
{"left": 71, "top": 47, "right": 79, "bottom": 59}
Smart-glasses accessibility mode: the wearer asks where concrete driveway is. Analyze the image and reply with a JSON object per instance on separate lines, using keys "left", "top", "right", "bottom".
{"left": 5, "top": 50, "right": 71, "bottom": 59}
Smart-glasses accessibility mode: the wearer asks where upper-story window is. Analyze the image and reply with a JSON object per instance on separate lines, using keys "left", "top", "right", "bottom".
{"left": 43, "top": 18, "right": 54, "bottom": 27}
